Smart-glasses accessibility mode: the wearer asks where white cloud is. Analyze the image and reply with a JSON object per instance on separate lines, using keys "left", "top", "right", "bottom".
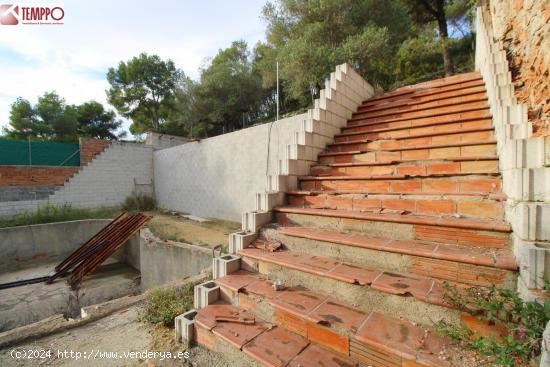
{"left": 0, "top": 0, "right": 267, "bottom": 135}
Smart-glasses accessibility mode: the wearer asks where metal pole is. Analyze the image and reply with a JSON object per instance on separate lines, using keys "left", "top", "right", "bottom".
{"left": 276, "top": 61, "right": 279, "bottom": 121}
{"left": 28, "top": 136, "right": 32, "bottom": 166}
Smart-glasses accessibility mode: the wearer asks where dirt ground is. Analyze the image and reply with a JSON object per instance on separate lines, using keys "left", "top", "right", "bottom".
{"left": 146, "top": 212, "right": 240, "bottom": 251}
{"left": 0, "top": 305, "right": 230, "bottom": 367}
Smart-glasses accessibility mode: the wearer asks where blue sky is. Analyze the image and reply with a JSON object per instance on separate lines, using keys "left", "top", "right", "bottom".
{"left": 0, "top": 0, "right": 268, "bottom": 136}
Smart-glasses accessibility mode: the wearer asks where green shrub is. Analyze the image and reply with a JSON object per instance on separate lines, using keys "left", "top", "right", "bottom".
{"left": 437, "top": 283, "right": 550, "bottom": 366}
{"left": 0, "top": 203, "right": 119, "bottom": 228}
{"left": 122, "top": 193, "right": 156, "bottom": 211}
{"left": 140, "top": 282, "right": 196, "bottom": 327}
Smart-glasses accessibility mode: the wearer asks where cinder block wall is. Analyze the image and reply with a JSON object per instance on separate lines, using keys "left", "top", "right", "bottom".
{"left": 154, "top": 113, "right": 308, "bottom": 221}
{"left": 0, "top": 142, "right": 154, "bottom": 217}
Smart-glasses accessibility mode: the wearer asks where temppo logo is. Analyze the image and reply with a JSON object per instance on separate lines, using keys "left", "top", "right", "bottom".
{"left": 0, "top": 3, "right": 64, "bottom": 25}
{"left": 0, "top": 4, "right": 18, "bottom": 25}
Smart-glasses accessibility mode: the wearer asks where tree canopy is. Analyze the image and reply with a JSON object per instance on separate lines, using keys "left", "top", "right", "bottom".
{"left": 106, "top": 53, "right": 183, "bottom": 135}
{"left": 2, "top": 92, "right": 123, "bottom": 142}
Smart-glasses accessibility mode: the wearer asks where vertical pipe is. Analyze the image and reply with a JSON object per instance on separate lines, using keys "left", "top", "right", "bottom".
{"left": 28, "top": 136, "right": 32, "bottom": 166}
{"left": 276, "top": 61, "right": 279, "bottom": 121}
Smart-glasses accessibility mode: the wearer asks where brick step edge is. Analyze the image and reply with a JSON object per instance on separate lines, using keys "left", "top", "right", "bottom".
{"left": 277, "top": 226, "right": 517, "bottom": 271}
{"left": 194, "top": 303, "right": 359, "bottom": 367}
{"left": 214, "top": 271, "right": 452, "bottom": 367}
{"left": 273, "top": 206, "right": 511, "bottom": 233}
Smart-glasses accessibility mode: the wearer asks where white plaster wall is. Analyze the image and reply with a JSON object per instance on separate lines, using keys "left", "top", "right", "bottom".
{"left": 0, "top": 142, "right": 153, "bottom": 217}
{"left": 154, "top": 113, "right": 307, "bottom": 221}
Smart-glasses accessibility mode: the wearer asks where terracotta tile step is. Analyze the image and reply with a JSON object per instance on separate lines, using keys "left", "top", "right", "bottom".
{"left": 287, "top": 192, "right": 504, "bottom": 220}
{"left": 334, "top": 119, "right": 494, "bottom": 143}
{"left": 288, "top": 189, "right": 506, "bottom": 200}
{"left": 365, "top": 72, "right": 482, "bottom": 105}
{"left": 319, "top": 142, "right": 497, "bottom": 164}
{"left": 325, "top": 130, "right": 495, "bottom": 153}
{"left": 237, "top": 247, "right": 455, "bottom": 314}
{"left": 352, "top": 94, "right": 488, "bottom": 121}
{"left": 311, "top": 158, "right": 499, "bottom": 177}
{"left": 195, "top": 303, "right": 359, "bottom": 367}
{"left": 342, "top": 110, "right": 491, "bottom": 134}
{"left": 266, "top": 226, "right": 515, "bottom": 287}
{"left": 214, "top": 271, "right": 451, "bottom": 367}
{"left": 273, "top": 206, "right": 511, "bottom": 233}
{"left": 277, "top": 226, "right": 516, "bottom": 271}
{"left": 298, "top": 175, "right": 502, "bottom": 196}
{"left": 358, "top": 80, "right": 486, "bottom": 112}
{"left": 348, "top": 100, "right": 489, "bottom": 126}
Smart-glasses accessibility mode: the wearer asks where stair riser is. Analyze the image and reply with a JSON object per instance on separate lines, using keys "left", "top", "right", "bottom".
{"left": 240, "top": 256, "right": 460, "bottom": 328}
{"left": 326, "top": 131, "right": 494, "bottom": 153}
{"left": 275, "top": 212, "right": 510, "bottom": 249}
{"left": 319, "top": 143, "right": 497, "bottom": 164}
{"left": 262, "top": 228, "right": 516, "bottom": 289}
{"left": 349, "top": 101, "right": 489, "bottom": 126}
{"left": 299, "top": 176, "right": 502, "bottom": 196}
{"left": 358, "top": 81, "right": 485, "bottom": 111}
{"left": 342, "top": 110, "right": 490, "bottom": 134}
{"left": 353, "top": 92, "right": 487, "bottom": 120}
{"left": 311, "top": 160, "right": 499, "bottom": 177}
{"left": 195, "top": 324, "right": 263, "bottom": 367}
{"left": 218, "top": 287, "right": 354, "bottom": 358}
{"left": 287, "top": 194, "right": 504, "bottom": 220}
{"left": 334, "top": 119, "right": 493, "bottom": 143}
{"left": 367, "top": 73, "right": 482, "bottom": 105}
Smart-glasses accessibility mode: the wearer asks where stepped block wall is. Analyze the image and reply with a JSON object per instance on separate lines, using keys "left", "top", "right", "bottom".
{"left": 0, "top": 142, "right": 153, "bottom": 217}
{"left": 476, "top": 5, "right": 550, "bottom": 294}
{"left": 154, "top": 63, "right": 373, "bottom": 222}
{"left": 195, "top": 63, "right": 523, "bottom": 364}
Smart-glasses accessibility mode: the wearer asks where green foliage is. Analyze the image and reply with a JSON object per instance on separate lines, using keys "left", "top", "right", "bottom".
{"left": 140, "top": 282, "right": 197, "bottom": 327}
{"left": 76, "top": 101, "right": 125, "bottom": 140}
{"left": 121, "top": 193, "right": 156, "bottom": 212}
{"left": 0, "top": 203, "right": 120, "bottom": 228}
{"left": 2, "top": 92, "right": 123, "bottom": 142}
{"left": 437, "top": 283, "right": 550, "bottom": 366}
{"left": 192, "top": 41, "right": 265, "bottom": 135}
{"left": 106, "top": 53, "right": 183, "bottom": 134}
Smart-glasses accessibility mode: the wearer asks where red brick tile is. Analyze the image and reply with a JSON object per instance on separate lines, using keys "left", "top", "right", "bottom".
{"left": 212, "top": 317, "right": 269, "bottom": 349}
{"left": 457, "top": 201, "right": 502, "bottom": 219}
{"left": 459, "top": 178, "right": 500, "bottom": 194}
{"left": 243, "top": 326, "right": 309, "bottom": 367}
{"left": 288, "top": 344, "right": 358, "bottom": 367}
{"left": 243, "top": 279, "right": 280, "bottom": 299}
{"left": 352, "top": 197, "right": 381, "bottom": 211}
{"left": 389, "top": 179, "right": 421, "bottom": 193}
{"left": 382, "top": 199, "right": 416, "bottom": 212}
{"left": 371, "top": 272, "right": 433, "bottom": 301}
{"left": 326, "top": 196, "right": 353, "bottom": 210}
{"left": 306, "top": 322, "right": 350, "bottom": 356}
{"left": 426, "top": 162, "right": 460, "bottom": 175}
{"left": 307, "top": 299, "right": 370, "bottom": 334}
{"left": 355, "top": 312, "right": 423, "bottom": 360}
{"left": 397, "top": 165, "right": 425, "bottom": 176}
{"left": 270, "top": 288, "right": 327, "bottom": 318}
{"left": 296, "top": 256, "right": 340, "bottom": 275}
{"left": 215, "top": 271, "right": 259, "bottom": 292}
{"left": 416, "top": 200, "right": 454, "bottom": 215}
{"left": 326, "top": 263, "right": 380, "bottom": 285}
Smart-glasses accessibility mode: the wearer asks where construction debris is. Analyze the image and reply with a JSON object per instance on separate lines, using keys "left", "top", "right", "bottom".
{"left": 0, "top": 212, "right": 150, "bottom": 291}
{"left": 252, "top": 238, "right": 282, "bottom": 252}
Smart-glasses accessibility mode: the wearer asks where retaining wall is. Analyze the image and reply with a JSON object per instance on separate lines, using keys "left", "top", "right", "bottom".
{"left": 154, "top": 113, "right": 308, "bottom": 221}
{"left": 0, "top": 142, "right": 154, "bottom": 217}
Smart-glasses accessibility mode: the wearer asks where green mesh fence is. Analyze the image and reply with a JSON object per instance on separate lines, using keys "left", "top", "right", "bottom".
{"left": 0, "top": 139, "right": 80, "bottom": 166}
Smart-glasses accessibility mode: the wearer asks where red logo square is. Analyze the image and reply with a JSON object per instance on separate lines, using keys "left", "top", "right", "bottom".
{"left": 0, "top": 4, "right": 19, "bottom": 25}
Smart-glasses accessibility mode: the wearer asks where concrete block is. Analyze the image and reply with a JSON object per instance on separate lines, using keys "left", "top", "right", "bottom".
{"left": 519, "top": 243, "right": 550, "bottom": 289}
{"left": 228, "top": 231, "right": 257, "bottom": 254}
{"left": 194, "top": 281, "right": 220, "bottom": 309}
{"left": 175, "top": 309, "right": 197, "bottom": 347}
{"left": 541, "top": 321, "right": 550, "bottom": 367}
{"left": 255, "top": 192, "right": 286, "bottom": 212}
{"left": 242, "top": 211, "right": 272, "bottom": 232}
{"left": 212, "top": 255, "right": 240, "bottom": 279}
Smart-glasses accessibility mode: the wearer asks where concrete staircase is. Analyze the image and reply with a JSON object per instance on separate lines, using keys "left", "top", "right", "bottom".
{"left": 191, "top": 72, "right": 518, "bottom": 366}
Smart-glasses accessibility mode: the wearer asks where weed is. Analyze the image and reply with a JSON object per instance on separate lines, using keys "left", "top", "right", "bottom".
{"left": 0, "top": 203, "right": 119, "bottom": 228}
{"left": 140, "top": 282, "right": 197, "bottom": 327}
{"left": 437, "top": 283, "right": 550, "bottom": 366}
{"left": 122, "top": 192, "right": 156, "bottom": 211}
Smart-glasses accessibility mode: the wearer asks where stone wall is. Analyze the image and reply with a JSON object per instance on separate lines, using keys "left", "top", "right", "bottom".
{"left": 488, "top": 0, "right": 550, "bottom": 136}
